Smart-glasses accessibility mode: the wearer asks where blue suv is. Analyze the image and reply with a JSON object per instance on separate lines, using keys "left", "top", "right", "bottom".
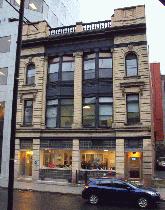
{"left": 82, "top": 178, "right": 160, "bottom": 208}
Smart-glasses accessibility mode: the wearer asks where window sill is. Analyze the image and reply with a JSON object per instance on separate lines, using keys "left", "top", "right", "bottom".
{"left": 22, "top": 84, "right": 36, "bottom": 87}
{"left": 123, "top": 75, "right": 141, "bottom": 80}
{"left": 20, "top": 124, "right": 33, "bottom": 127}
{"left": 124, "top": 122, "right": 142, "bottom": 126}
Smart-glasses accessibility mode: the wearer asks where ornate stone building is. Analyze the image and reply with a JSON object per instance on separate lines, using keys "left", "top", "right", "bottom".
{"left": 14, "top": 5, "right": 154, "bottom": 190}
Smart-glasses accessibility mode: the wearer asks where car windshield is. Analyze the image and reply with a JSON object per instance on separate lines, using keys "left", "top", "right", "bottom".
{"left": 126, "top": 182, "right": 138, "bottom": 189}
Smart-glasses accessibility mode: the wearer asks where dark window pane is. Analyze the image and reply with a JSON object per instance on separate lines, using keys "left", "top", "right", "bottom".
{"left": 0, "top": 36, "right": 11, "bottom": 53}
{"left": 99, "top": 68, "right": 112, "bottom": 78}
{"left": 49, "top": 63, "right": 59, "bottom": 82}
{"left": 127, "top": 95, "right": 140, "bottom": 124}
{"left": 84, "top": 59, "right": 95, "bottom": 80}
{"left": 99, "top": 104, "right": 113, "bottom": 127}
{"left": 60, "top": 100, "right": 73, "bottom": 127}
{"left": 47, "top": 85, "right": 60, "bottom": 97}
{"left": 0, "top": 68, "right": 8, "bottom": 85}
{"left": 24, "top": 100, "right": 33, "bottom": 125}
{"left": 126, "top": 54, "right": 138, "bottom": 76}
{"left": 83, "top": 82, "right": 97, "bottom": 95}
{"left": 26, "top": 64, "right": 35, "bottom": 85}
{"left": 98, "top": 81, "right": 113, "bottom": 94}
{"left": 83, "top": 99, "right": 95, "bottom": 127}
{"left": 62, "top": 71, "right": 74, "bottom": 81}
{"left": 60, "top": 86, "right": 74, "bottom": 96}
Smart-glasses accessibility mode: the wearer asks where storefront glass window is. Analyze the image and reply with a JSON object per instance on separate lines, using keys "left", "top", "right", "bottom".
{"left": 81, "top": 150, "right": 115, "bottom": 170}
{"left": 41, "top": 149, "right": 72, "bottom": 169}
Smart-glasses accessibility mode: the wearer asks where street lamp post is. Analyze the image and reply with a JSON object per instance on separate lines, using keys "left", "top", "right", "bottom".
{"left": 7, "top": 0, "right": 25, "bottom": 209}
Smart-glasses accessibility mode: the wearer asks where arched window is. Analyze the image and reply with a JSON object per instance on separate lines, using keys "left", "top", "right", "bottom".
{"left": 26, "top": 64, "right": 35, "bottom": 85}
{"left": 125, "top": 53, "right": 138, "bottom": 76}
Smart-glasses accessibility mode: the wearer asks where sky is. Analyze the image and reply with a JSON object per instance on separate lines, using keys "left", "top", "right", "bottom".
{"left": 79, "top": 0, "right": 165, "bottom": 74}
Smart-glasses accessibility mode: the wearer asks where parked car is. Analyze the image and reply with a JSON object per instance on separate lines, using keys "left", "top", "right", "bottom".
{"left": 82, "top": 178, "right": 160, "bottom": 208}
{"left": 156, "top": 157, "right": 165, "bottom": 170}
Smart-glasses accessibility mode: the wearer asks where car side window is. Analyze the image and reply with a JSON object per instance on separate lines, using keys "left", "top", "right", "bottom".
{"left": 112, "top": 181, "right": 128, "bottom": 189}
{"left": 98, "top": 180, "right": 113, "bottom": 187}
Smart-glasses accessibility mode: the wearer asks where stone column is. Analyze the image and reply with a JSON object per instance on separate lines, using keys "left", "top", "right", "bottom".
{"left": 72, "top": 139, "right": 80, "bottom": 183}
{"left": 116, "top": 139, "right": 125, "bottom": 178}
{"left": 143, "top": 139, "right": 153, "bottom": 186}
{"left": 72, "top": 52, "right": 83, "bottom": 129}
{"left": 32, "top": 139, "right": 40, "bottom": 181}
{"left": 14, "top": 138, "right": 20, "bottom": 180}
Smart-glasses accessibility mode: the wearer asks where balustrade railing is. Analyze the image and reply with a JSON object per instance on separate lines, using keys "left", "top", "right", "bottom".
{"left": 49, "top": 20, "right": 111, "bottom": 36}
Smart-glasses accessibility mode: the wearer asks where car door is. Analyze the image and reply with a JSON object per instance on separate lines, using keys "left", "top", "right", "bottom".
{"left": 111, "top": 181, "right": 131, "bottom": 203}
{"left": 98, "top": 180, "right": 117, "bottom": 203}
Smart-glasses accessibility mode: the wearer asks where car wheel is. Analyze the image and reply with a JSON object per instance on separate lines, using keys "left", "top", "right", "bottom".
{"left": 137, "top": 197, "right": 148, "bottom": 208}
{"left": 89, "top": 194, "right": 99, "bottom": 205}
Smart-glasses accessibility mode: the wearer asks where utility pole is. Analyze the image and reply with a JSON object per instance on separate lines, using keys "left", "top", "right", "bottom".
{"left": 7, "top": 0, "right": 25, "bottom": 209}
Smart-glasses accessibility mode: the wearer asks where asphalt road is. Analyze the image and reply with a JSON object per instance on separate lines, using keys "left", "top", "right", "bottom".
{"left": 0, "top": 188, "right": 165, "bottom": 210}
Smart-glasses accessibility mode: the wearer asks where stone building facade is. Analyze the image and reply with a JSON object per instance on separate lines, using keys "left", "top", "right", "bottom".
{"left": 14, "top": 5, "right": 154, "bottom": 190}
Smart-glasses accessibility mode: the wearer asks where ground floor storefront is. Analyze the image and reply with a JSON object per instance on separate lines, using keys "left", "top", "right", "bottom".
{"left": 14, "top": 136, "right": 153, "bottom": 188}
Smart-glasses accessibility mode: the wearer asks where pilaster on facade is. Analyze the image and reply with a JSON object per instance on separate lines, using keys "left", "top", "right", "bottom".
{"left": 143, "top": 139, "right": 153, "bottom": 185}
{"left": 72, "top": 139, "right": 80, "bottom": 183}
{"left": 72, "top": 52, "right": 83, "bottom": 129}
{"left": 115, "top": 139, "right": 125, "bottom": 177}
{"left": 14, "top": 139, "right": 20, "bottom": 180}
{"left": 32, "top": 139, "right": 40, "bottom": 181}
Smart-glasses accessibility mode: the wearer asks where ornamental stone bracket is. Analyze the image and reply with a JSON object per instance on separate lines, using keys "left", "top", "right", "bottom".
{"left": 19, "top": 89, "right": 38, "bottom": 102}
{"left": 120, "top": 81, "right": 145, "bottom": 96}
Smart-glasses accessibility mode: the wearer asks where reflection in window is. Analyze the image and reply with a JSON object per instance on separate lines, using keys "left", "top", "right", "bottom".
{"left": 60, "top": 99, "right": 73, "bottom": 128}
{"left": 126, "top": 53, "right": 138, "bottom": 76}
{"left": 84, "top": 54, "right": 95, "bottom": 80}
{"left": 127, "top": 95, "right": 140, "bottom": 124}
{"left": 83, "top": 97, "right": 96, "bottom": 127}
{"left": 0, "top": 36, "right": 11, "bottom": 53}
{"left": 26, "top": 64, "right": 35, "bottom": 85}
{"left": 0, "top": 68, "right": 8, "bottom": 85}
{"left": 41, "top": 149, "right": 72, "bottom": 169}
{"left": 62, "top": 56, "right": 74, "bottom": 81}
{"left": 99, "top": 97, "right": 113, "bottom": 127}
{"left": 46, "top": 100, "right": 58, "bottom": 128}
{"left": 10, "top": 0, "right": 43, "bottom": 12}
{"left": 99, "top": 57, "right": 112, "bottom": 78}
{"left": 49, "top": 58, "right": 59, "bottom": 82}
{"left": 24, "top": 100, "right": 33, "bottom": 125}
{"left": 0, "top": 0, "right": 3, "bottom": 8}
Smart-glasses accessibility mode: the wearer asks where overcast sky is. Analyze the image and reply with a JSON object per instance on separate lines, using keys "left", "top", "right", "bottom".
{"left": 79, "top": 0, "right": 165, "bottom": 74}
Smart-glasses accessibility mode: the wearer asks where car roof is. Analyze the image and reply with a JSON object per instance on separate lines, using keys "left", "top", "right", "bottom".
{"left": 89, "top": 177, "right": 124, "bottom": 182}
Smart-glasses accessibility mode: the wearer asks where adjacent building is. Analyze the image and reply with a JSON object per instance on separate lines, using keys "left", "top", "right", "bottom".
{"left": 150, "top": 63, "right": 164, "bottom": 142}
{"left": 0, "top": 0, "right": 80, "bottom": 187}
{"left": 14, "top": 5, "right": 154, "bottom": 190}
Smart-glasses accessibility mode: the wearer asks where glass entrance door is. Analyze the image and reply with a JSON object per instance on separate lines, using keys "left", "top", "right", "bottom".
{"left": 20, "top": 151, "right": 33, "bottom": 177}
{"left": 126, "top": 152, "right": 142, "bottom": 179}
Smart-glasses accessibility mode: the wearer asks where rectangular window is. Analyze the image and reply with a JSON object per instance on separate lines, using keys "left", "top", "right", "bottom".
{"left": 99, "top": 57, "right": 112, "bottom": 78}
{"left": 28, "top": 0, "right": 43, "bottom": 12}
{"left": 0, "top": 36, "right": 11, "bottom": 53}
{"left": 48, "top": 58, "right": 59, "bottom": 82}
{"left": 24, "top": 100, "right": 33, "bottom": 125}
{"left": 83, "top": 97, "right": 96, "bottom": 127}
{"left": 127, "top": 95, "right": 140, "bottom": 124}
{"left": 62, "top": 56, "right": 74, "bottom": 81}
{"left": 0, "top": 67, "right": 8, "bottom": 85}
{"left": 99, "top": 97, "right": 113, "bottom": 127}
{"left": 84, "top": 54, "right": 95, "bottom": 80}
{"left": 60, "top": 99, "right": 73, "bottom": 128}
{"left": 0, "top": 0, "right": 3, "bottom": 8}
{"left": 46, "top": 100, "right": 58, "bottom": 128}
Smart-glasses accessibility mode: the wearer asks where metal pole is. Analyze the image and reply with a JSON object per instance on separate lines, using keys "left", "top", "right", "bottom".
{"left": 7, "top": 0, "right": 25, "bottom": 210}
